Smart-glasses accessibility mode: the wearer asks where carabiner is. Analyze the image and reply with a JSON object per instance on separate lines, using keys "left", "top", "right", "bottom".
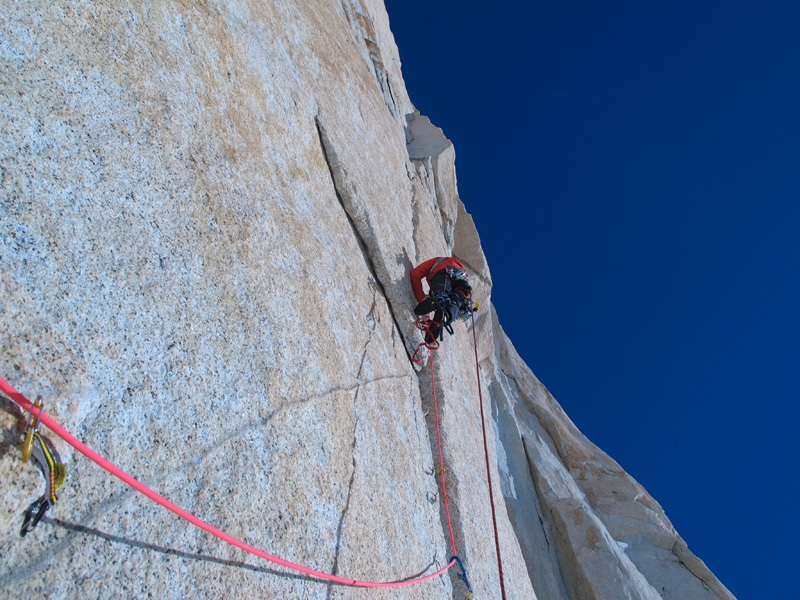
{"left": 452, "top": 555, "right": 474, "bottom": 597}
{"left": 22, "top": 396, "right": 43, "bottom": 463}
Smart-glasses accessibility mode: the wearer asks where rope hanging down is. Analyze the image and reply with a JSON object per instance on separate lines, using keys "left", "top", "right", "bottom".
{"left": 471, "top": 319, "right": 508, "bottom": 599}
{"left": 426, "top": 320, "right": 457, "bottom": 555}
{"left": 417, "top": 316, "right": 474, "bottom": 599}
{"left": 416, "top": 312, "right": 507, "bottom": 598}
{"left": 0, "top": 375, "right": 456, "bottom": 589}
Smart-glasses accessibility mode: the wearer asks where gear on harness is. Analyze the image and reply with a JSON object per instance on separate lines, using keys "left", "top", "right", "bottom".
{"left": 411, "top": 257, "right": 478, "bottom": 350}
{"left": 432, "top": 285, "right": 474, "bottom": 334}
{"left": 459, "top": 299, "right": 480, "bottom": 322}
{"left": 429, "top": 292, "right": 457, "bottom": 338}
{"left": 19, "top": 400, "right": 67, "bottom": 537}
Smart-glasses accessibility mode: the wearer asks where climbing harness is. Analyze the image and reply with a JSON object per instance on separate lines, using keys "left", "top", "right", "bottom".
{"left": 1, "top": 374, "right": 457, "bottom": 588}
{"left": 433, "top": 291, "right": 452, "bottom": 311}
{"left": 421, "top": 292, "right": 470, "bottom": 345}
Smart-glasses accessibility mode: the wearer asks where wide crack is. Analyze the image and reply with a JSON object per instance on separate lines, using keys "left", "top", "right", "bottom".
{"left": 315, "top": 113, "right": 462, "bottom": 596}
{"left": 314, "top": 115, "right": 411, "bottom": 364}
{"left": 417, "top": 358, "right": 471, "bottom": 599}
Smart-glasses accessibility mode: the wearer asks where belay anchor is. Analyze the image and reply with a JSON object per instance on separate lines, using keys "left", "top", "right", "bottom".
{"left": 19, "top": 398, "right": 67, "bottom": 537}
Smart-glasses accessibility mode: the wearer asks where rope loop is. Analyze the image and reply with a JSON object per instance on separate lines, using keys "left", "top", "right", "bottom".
{"left": 415, "top": 317, "right": 433, "bottom": 332}
{"left": 412, "top": 317, "right": 439, "bottom": 363}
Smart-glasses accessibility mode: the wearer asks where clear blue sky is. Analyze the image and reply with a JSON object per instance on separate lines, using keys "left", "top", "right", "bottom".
{"left": 385, "top": 2, "right": 800, "bottom": 598}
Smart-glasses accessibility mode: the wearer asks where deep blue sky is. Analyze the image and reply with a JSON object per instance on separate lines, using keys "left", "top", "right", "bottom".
{"left": 384, "top": 2, "right": 800, "bottom": 598}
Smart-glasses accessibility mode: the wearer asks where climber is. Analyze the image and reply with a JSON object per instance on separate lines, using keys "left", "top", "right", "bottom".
{"left": 410, "top": 256, "right": 474, "bottom": 344}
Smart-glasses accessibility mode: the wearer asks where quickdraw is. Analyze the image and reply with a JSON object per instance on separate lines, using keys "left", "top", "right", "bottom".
{"left": 21, "top": 396, "right": 43, "bottom": 463}
{"left": 19, "top": 398, "right": 67, "bottom": 537}
{"left": 453, "top": 555, "right": 475, "bottom": 599}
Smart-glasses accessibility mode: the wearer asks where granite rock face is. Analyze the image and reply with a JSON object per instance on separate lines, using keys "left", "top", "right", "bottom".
{"left": 0, "top": 2, "right": 733, "bottom": 599}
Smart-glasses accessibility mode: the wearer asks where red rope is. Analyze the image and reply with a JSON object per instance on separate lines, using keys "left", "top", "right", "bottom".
{"left": 429, "top": 348, "right": 458, "bottom": 556}
{"left": 0, "top": 375, "right": 455, "bottom": 588}
{"left": 472, "top": 320, "right": 507, "bottom": 599}
{"left": 413, "top": 317, "right": 458, "bottom": 556}
{"left": 412, "top": 317, "right": 439, "bottom": 364}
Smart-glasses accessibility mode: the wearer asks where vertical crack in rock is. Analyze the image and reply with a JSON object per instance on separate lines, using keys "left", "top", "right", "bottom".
{"left": 405, "top": 115, "right": 458, "bottom": 249}
{"left": 314, "top": 116, "right": 412, "bottom": 364}
{"left": 358, "top": 291, "right": 378, "bottom": 375}
{"left": 521, "top": 435, "right": 572, "bottom": 600}
{"left": 410, "top": 182, "right": 422, "bottom": 265}
{"left": 326, "top": 418, "right": 358, "bottom": 600}
{"left": 326, "top": 291, "right": 375, "bottom": 599}
{"left": 417, "top": 362, "right": 470, "bottom": 597}
{"left": 671, "top": 540, "right": 737, "bottom": 600}
{"left": 521, "top": 436, "right": 552, "bottom": 552}
{"left": 339, "top": 0, "right": 398, "bottom": 118}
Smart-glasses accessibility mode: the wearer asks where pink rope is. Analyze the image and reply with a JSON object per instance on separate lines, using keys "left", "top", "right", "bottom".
{"left": 1, "top": 375, "right": 455, "bottom": 588}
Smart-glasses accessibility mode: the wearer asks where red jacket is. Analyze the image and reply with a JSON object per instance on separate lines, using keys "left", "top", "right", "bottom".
{"left": 410, "top": 257, "right": 467, "bottom": 303}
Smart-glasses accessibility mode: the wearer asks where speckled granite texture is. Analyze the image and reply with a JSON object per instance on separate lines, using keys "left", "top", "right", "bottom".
{"left": 1, "top": 2, "right": 733, "bottom": 599}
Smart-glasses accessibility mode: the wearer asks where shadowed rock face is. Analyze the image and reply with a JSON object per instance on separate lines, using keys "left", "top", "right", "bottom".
{"left": 0, "top": 2, "right": 733, "bottom": 599}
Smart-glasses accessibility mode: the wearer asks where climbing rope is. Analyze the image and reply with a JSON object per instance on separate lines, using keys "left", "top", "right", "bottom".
{"left": 426, "top": 321, "right": 457, "bottom": 555}
{"left": 416, "top": 316, "right": 474, "bottom": 599}
{"left": 471, "top": 319, "right": 507, "bottom": 599}
{"left": 0, "top": 375, "right": 456, "bottom": 589}
{"left": 412, "top": 317, "right": 439, "bottom": 364}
